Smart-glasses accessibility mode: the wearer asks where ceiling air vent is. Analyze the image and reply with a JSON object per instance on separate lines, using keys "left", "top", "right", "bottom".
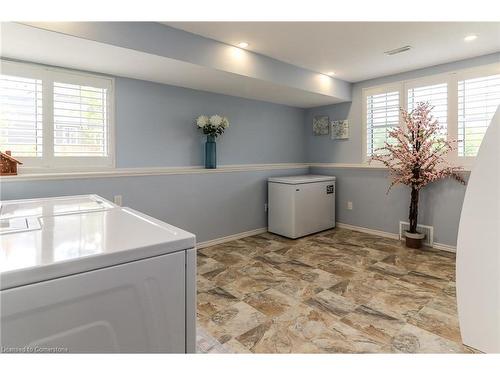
{"left": 384, "top": 45, "right": 412, "bottom": 56}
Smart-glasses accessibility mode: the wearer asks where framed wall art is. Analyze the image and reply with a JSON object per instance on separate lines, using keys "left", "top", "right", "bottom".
{"left": 331, "top": 120, "right": 349, "bottom": 140}
{"left": 312, "top": 115, "right": 330, "bottom": 136}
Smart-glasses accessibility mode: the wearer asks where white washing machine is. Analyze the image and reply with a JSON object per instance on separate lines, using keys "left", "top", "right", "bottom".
{"left": 268, "top": 175, "right": 336, "bottom": 239}
{"left": 0, "top": 195, "right": 196, "bottom": 353}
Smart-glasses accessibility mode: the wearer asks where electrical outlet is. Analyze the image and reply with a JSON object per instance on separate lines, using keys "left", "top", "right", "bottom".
{"left": 114, "top": 195, "right": 123, "bottom": 206}
{"left": 264, "top": 203, "right": 268, "bottom": 212}
{"left": 347, "top": 201, "right": 353, "bottom": 210}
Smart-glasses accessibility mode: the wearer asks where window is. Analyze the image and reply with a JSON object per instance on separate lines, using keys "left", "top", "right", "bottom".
{"left": 0, "top": 75, "right": 43, "bottom": 157}
{"left": 0, "top": 60, "right": 114, "bottom": 171}
{"left": 53, "top": 82, "right": 108, "bottom": 157}
{"left": 363, "top": 63, "right": 500, "bottom": 165}
{"left": 458, "top": 73, "right": 500, "bottom": 157}
{"left": 365, "top": 89, "right": 400, "bottom": 157}
{"left": 407, "top": 82, "right": 448, "bottom": 140}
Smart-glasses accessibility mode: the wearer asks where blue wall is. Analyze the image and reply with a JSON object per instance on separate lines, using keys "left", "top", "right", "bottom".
{"left": 2, "top": 53, "right": 498, "bottom": 246}
{"left": 1, "top": 168, "right": 308, "bottom": 243}
{"left": 115, "top": 77, "right": 306, "bottom": 167}
{"left": 25, "top": 22, "right": 351, "bottom": 101}
{"left": 310, "top": 167, "right": 468, "bottom": 246}
{"left": 0, "top": 73, "right": 308, "bottom": 243}
{"left": 306, "top": 53, "right": 500, "bottom": 163}
{"left": 305, "top": 54, "right": 500, "bottom": 246}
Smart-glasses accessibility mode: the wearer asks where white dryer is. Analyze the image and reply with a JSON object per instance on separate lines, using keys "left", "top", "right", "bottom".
{"left": 0, "top": 195, "right": 196, "bottom": 353}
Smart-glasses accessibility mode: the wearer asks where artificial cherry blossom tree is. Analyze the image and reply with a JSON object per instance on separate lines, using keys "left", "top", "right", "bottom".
{"left": 371, "top": 102, "right": 465, "bottom": 235}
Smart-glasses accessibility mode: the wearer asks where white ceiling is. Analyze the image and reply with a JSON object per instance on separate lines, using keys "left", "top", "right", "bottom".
{"left": 165, "top": 22, "right": 500, "bottom": 82}
{"left": 1, "top": 23, "right": 342, "bottom": 108}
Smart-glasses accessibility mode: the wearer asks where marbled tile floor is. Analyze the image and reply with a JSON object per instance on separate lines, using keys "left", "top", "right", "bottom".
{"left": 196, "top": 228, "right": 478, "bottom": 354}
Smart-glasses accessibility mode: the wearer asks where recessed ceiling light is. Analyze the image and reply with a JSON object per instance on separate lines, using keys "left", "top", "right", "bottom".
{"left": 326, "top": 71, "right": 335, "bottom": 76}
{"left": 464, "top": 34, "right": 478, "bottom": 42}
{"left": 237, "top": 41, "right": 249, "bottom": 48}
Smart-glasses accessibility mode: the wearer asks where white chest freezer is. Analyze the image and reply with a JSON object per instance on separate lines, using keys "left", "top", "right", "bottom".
{"left": 268, "top": 175, "right": 336, "bottom": 239}
{"left": 0, "top": 195, "right": 196, "bottom": 353}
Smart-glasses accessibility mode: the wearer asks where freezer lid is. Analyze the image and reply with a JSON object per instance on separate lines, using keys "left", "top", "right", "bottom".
{"left": 0, "top": 207, "right": 195, "bottom": 290}
{"left": 268, "top": 174, "right": 336, "bottom": 184}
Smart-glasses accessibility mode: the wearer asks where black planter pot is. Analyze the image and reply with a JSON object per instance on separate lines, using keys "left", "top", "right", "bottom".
{"left": 405, "top": 231, "right": 425, "bottom": 249}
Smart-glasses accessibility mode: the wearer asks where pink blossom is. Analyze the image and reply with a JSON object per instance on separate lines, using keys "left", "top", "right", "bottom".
{"left": 371, "top": 102, "right": 465, "bottom": 192}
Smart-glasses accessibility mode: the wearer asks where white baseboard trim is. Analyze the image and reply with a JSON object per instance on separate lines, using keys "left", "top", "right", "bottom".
{"left": 336, "top": 222, "right": 456, "bottom": 253}
{"left": 432, "top": 242, "right": 457, "bottom": 253}
{"left": 197, "top": 227, "right": 268, "bottom": 249}
{"left": 196, "top": 223, "right": 457, "bottom": 253}
{"left": 336, "top": 222, "right": 399, "bottom": 240}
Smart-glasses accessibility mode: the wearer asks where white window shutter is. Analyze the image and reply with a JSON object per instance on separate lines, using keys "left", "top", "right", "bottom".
{"left": 407, "top": 82, "right": 448, "bottom": 140}
{"left": 0, "top": 74, "right": 43, "bottom": 157}
{"left": 53, "top": 82, "right": 108, "bottom": 157}
{"left": 366, "top": 90, "right": 400, "bottom": 157}
{"left": 458, "top": 74, "right": 500, "bottom": 157}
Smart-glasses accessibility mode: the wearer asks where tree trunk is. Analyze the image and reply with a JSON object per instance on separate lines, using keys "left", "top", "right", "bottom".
{"left": 409, "top": 187, "right": 419, "bottom": 233}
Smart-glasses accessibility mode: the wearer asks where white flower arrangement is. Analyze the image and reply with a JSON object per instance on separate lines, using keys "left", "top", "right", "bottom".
{"left": 209, "top": 115, "right": 223, "bottom": 127}
{"left": 196, "top": 114, "right": 229, "bottom": 137}
{"left": 196, "top": 115, "right": 209, "bottom": 128}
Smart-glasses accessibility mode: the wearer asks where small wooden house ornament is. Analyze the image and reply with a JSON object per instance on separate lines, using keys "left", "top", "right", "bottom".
{"left": 0, "top": 151, "right": 23, "bottom": 176}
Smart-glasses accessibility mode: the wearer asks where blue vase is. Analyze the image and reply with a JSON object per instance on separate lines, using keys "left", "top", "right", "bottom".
{"left": 205, "top": 135, "right": 216, "bottom": 169}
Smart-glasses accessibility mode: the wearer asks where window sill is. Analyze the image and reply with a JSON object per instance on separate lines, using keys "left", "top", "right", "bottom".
{"left": 0, "top": 163, "right": 310, "bottom": 182}
{"left": 310, "top": 162, "right": 472, "bottom": 172}
{"left": 310, "top": 162, "right": 388, "bottom": 170}
{"left": 0, "top": 162, "right": 472, "bottom": 183}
